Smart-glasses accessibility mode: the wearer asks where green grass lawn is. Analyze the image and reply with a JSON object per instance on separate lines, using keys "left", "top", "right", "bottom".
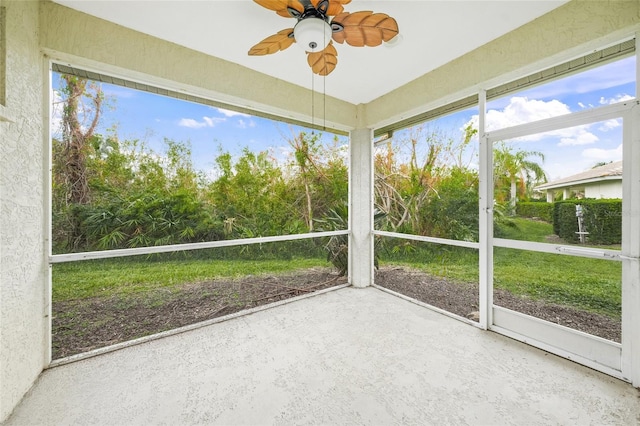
{"left": 53, "top": 256, "right": 330, "bottom": 302}
{"left": 53, "top": 217, "right": 621, "bottom": 318}
{"left": 378, "top": 217, "right": 621, "bottom": 318}
{"left": 493, "top": 247, "right": 620, "bottom": 317}
{"left": 497, "top": 217, "right": 552, "bottom": 242}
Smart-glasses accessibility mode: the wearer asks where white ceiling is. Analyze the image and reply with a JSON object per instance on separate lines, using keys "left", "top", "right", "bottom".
{"left": 52, "top": 0, "right": 568, "bottom": 105}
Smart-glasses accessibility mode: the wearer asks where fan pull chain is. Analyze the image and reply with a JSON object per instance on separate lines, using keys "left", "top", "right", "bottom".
{"left": 323, "top": 72, "right": 326, "bottom": 131}
{"left": 323, "top": 19, "right": 327, "bottom": 132}
{"left": 311, "top": 70, "right": 315, "bottom": 135}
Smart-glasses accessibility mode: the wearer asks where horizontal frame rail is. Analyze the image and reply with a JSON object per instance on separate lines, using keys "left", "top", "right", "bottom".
{"left": 493, "top": 238, "right": 622, "bottom": 260}
{"left": 373, "top": 230, "right": 480, "bottom": 250}
{"left": 50, "top": 230, "right": 349, "bottom": 264}
{"left": 486, "top": 100, "right": 636, "bottom": 143}
{"left": 492, "top": 306, "right": 624, "bottom": 379}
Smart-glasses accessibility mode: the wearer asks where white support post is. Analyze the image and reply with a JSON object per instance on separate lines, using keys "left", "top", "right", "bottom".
{"left": 43, "top": 57, "right": 53, "bottom": 367}
{"left": 478, "top": 89, "right": 493, "bottom": 330}
{"left": 349, "top": 128, "right": 374, "bottom": 288}
{"left": 621, "top": 35, "right": 640, "bottom": 386}
{"left": 546, "top": 190, "right": 554, "bottom": 203}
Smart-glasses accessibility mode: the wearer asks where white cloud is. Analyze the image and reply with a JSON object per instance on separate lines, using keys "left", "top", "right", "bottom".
{"left": 51, "top": 89, "right": 64, "bottom": 137}
{"left": 237, "top": 119, "right": 256, "bottom": 129}
{"left": 598, "top": 118, "right": 621, "bottom": 132}
{"left": 217, "top": 108, "right": 250, "bottom": 118}
{"left": 203, "top": 117, "right": 225, "bottom": 127}
{"left": 558, "top": 131, "right": 599, "bottom": 146}
{"left": 582, "top": 144, "right": 622, "bottom": 161}
{"left": 179, "top": 118, "right": 207, "bottom": 129}
{"left": 178, "top": 116, "right": 225, "bottom": 128}
{"left": 599, "top": 94, "right": 634, "bottom": 105}
{"left": 466, "top": 97, "right": 571, "bottom": 134}
{"left": 487, "top": 97, "right": 571, "bottom": 130}
{"left": 278, "top": 146, "right": 293, "bottom": 160}
{"left": 465, "top": 97, "right": 598, "bottom": 145}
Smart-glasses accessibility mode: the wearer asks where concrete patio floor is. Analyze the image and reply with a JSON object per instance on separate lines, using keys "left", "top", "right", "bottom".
{"left": 5, "top": 287, "right": 640, "bottom": 425}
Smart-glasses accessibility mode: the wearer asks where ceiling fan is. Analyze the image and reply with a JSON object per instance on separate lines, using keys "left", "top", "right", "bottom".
{"left": 248, "top": 0, "right": 399, "bottom": 76}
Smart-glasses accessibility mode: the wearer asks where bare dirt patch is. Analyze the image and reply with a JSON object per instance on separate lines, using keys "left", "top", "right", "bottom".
{"left": 374, "top": 266, "right": 620, "bottom": 343}
{"left": 53, "top": 266, "right": 621, "bottom": 360}
{"left": 52, "top": 268, "right": 346, "bottom": 359}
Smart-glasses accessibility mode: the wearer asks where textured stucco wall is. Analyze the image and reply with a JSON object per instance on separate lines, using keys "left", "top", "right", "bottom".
{"left": 366, "top": 0, "right": 640, "bottom": 128}
{"left": 0, "top": 0, "right": 47, "bottom": 422}
{"left": 38, "top": 1, "right": 357, "bottom": 131}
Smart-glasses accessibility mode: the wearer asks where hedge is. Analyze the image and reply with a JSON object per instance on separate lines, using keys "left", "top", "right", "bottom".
{"left": 516, "top": 202, "right": 553, "bottom": 222}
{"left": 553, "top": 199, "right": 621, "bottom": 244}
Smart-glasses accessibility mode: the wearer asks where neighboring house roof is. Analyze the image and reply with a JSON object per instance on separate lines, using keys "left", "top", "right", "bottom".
{"left": 535, "top": 161, "right": 623, "bottom": 191}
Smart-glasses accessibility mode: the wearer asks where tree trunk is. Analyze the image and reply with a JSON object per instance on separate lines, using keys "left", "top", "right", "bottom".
{"left": 509, "top": 177, "right": 517, "bottom": 215}
{"left": 304, "top": 179, "right": 313, "bottom": 232}
{"left": 61, "top": 75, "right": 102, "bottom": 205}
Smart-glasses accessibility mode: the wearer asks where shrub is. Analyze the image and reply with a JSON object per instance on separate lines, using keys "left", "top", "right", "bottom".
{"left": 554, "top": 201, "right": 580, "bottom": 242}
{"left": 553, "top": 199, "right": 621, "bottom": 244}
{"left": 420, "top": 168, "right": 479, "bottom": 242}
{"left": 314, "top": 204, "right": 386, "bottom": 275}
{"left": 582, "top": 200, "right": 622, "bottom": 245}
{"left": 516, "top": 202, "right": 553, "bottom": 222}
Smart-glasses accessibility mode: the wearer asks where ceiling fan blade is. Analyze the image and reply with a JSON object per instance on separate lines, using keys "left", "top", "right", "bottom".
{"left": 253, "top": 0, "right": 304, "bottom": 18}
{"left": 331, "top": 11, "right": 399, "bottom": 47}
{"left": 307, "top": 42, "right": 338, "bottom": 76}
{"left": 248, "top": 29, "right": 295, "bottom": 56}
{"left": 311, "top": 0, "right": 351, "bottom": 16}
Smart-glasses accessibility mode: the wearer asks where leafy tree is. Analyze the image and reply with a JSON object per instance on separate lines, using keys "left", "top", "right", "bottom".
{"left": 72, "top": 138, "right": 219, "bottom": 251}
{"left": 374, "top": 125, "right": 477, "bottom": 237}
{"left": 374, "top": 129, "right": 440, "bottom": 234}
{"left": 283, "top": 132, "right": 348, "bottom": 233}
{"left": 421, "top": 167, "right": 479, "bottom": 241}
{"left": 493, "top": 143, "right": 547, "bottom": 215}
{"left": 288, "top": 131, "right": 321, "bottom": 231}
{"left": 208, "top": 148, "right": 289, "bottom": 238}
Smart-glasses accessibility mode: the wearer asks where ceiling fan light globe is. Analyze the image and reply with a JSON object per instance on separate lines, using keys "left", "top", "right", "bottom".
{"left": 294, "top": 18, "right": 331, "bottom": 53}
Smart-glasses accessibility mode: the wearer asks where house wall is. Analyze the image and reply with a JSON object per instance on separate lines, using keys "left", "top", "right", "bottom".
{"left": 585, "top": 181, "right": 623, "bottom": 200}
{"left": 0, "top": 0, "right": 47, "bottom": 422}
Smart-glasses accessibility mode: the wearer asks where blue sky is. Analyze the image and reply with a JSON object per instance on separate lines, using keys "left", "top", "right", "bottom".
{"left": 53, "top": 55, "right": 635, "bottom": 183}
{"left": 482, "top": 55, "right": 635, "bottom": 181}
{"left": 447, "top": 55, "right": 634, "bottom": 181}
{"left": 52, "top": 75, "right": 348, "bottom": 178}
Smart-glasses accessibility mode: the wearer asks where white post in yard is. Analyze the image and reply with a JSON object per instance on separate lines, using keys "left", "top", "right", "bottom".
{"left": 349, "top": 127, "right": 374, "bottom": 288}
